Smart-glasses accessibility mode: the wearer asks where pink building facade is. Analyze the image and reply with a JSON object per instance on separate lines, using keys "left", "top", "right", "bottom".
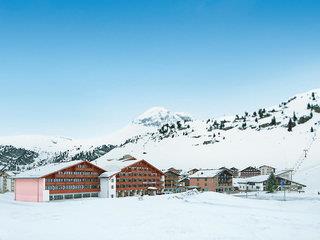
{"left": 15, "top": 178, "right": 48, "bottom": 202}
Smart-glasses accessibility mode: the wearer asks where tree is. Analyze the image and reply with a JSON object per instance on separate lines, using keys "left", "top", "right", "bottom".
{"left": 252, "top": 111, "right": 257, "bottom": 117}
{"left": 287, "top": 118, "right": 295, "bottom": 132}
{"left": 255, "top": 118, "right": 258, "bottom": 123}
{"left": 271, "top": 116, "right": 277, "bottom": 125}
{"left": 266, "top": 173, "right": 278, "bottom": 193}
{"left": 312, "top": 92, "right": 316, "bottom": 100}
{"left": 307, "top": 103, "right": 311, "bottom": 109}
{"left": 293, "top": 112, "right": 297, "bottom": 122}
{"left": 311, "top": 127, "right": 314, "bottom": 132}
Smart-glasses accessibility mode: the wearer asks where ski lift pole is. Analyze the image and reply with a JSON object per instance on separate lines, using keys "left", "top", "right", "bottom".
{"left": 281, "top": 179, "right": 286, "bottom": 201}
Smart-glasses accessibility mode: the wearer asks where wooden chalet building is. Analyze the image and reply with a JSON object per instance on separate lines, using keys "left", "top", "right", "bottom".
{"left": 240, "top": 166, "right": 261, "bottom": 178}
{"left": 14, "top": 160, "right": 105, "bottom": 202}
{"left": 189, "top": 169, "right": 233, "bottom": 193}
{"left": 167, "top": 167, "right": 182, "bottom": 175}
{"left": 164, "top": 170, "right": 181, "bottom": 194}
{"left": 229, "top": 167, "right": 239, "bottom": 178}
{"left": 98, "top": 156, "right": 165, "bottom": 198}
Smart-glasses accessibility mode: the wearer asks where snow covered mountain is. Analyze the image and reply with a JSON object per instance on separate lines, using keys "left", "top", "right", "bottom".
{"left": 0, "top": 89, "right": 320, "bottom": 191}
{"left": 132, "top": 106, "right": 192, "bottom": 127}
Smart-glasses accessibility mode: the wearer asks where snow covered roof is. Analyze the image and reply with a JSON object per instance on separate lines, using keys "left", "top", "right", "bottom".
{"left": 259, "top": 165, "right": 275, "bottom": 169}
{"left": 14, "top": 160, "right": 85, "bottom": 179}
{"left": 189, "top": 169, "right": 223, "bottom": 178}
{"left": 238, "top": 175, "right": 270, "bottom": 184}
{"left": 94, "top": 156, "right": 142, "bottom": 177}
{"left": 275, "top": 169, "right": 293, "bottom": 176}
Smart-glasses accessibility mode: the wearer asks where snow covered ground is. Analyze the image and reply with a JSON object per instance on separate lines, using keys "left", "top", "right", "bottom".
{"left": 1, "top": 191, "right": 319, "bottom": 240}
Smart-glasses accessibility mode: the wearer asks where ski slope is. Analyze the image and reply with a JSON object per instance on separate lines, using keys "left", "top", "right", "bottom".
{"left": 0, "top": 191, "right": 319, "bottom": 240}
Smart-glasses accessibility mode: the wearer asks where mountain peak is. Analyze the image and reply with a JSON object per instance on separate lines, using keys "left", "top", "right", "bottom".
{"left": 133, "top": 106, "right": 192, "bottom": 127}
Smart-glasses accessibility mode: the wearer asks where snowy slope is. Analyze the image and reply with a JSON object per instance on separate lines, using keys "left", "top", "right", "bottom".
{"left": 1, "top": 89, "right": 320, "bottom": 191}
{"left": 96, "top": 89, "right": 320, "bottom": 191}
{"left": 0, "top": 191, "right": 319, "bottom": 240}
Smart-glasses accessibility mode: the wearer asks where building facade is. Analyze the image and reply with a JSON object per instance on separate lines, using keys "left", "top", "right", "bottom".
{"left": 240, "top": 166, "right": 261, "bottom": 178}
{"left": 0, "top": 171, "right": 15, "bottom": 193}
{"left": 229, "top": 167, "right": 239, "bottom": 178}
{"left": 237, "top": 175, "right": 306, "bottom": 192}
{"left": 99, "top": 158, "right": 165, "bottom": 198}
{"left": 259, "top": 165, "right": 275, "bottom": 175}
{"left": 14, "top": 160, "right": 105, "bottom": 202}
{"left": 189, "top": 169, "right": 233, "bottom": 192}
{"left": 164, "top": 170, "right": 181, "bottom": 194}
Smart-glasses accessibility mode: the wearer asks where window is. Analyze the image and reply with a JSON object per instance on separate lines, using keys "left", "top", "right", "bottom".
{"left": 74, "top": 194, "right": 82, "bottom": 199}
{"left": 53, "top": 195, "right": 63, "bottom": 200}
{"left": 64, "top": 194, "right": 73, "bottom": 199}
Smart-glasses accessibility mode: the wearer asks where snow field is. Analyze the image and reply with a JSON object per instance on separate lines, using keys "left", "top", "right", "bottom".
{"left": 0, "top": 191, "right": 319, "bottom": 240}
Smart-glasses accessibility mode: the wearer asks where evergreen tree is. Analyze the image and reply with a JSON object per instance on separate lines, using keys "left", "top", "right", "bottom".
{"left": 252, "top": 111, "right": 257, "bottom": 117}
{"left": 255, "top": 118, "right": 258, "bottom": 123}
{"left": 293, "top": 112, "right": 297, "bottom": 122}
{"left": 266, "top": 173, "right": 278, "bottom": 193}
{"left": 307, "top": 103, "right": 311, "bottom": 109}
{"left": 271, "top": 116, "right": 276, "bottom": 125}
{"left": 287, "top": 118, "right": 294, "bottom": 132}
{"left": 312, "top": 92, "right": 316, "bottom": 100}
{"left": 177, "top": 121, "right": 182, "bottom": 130}
{"left": 311, "top": 127, "right": 314, "bottom": 132}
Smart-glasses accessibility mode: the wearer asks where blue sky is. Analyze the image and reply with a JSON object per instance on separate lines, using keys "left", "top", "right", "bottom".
{"left": 0, "top": 0, "right": 319, "bottom": 138}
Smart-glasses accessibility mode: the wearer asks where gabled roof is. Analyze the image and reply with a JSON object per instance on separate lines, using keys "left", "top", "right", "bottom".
{"left": 240, "top": 166, "right": 261, "bottom": 172}
{"left": 165, "top": 170, "right": 181, "bottom": 176}
{"left": 97, "top": 157, "right": 164, "bottom": 178}
{"left": 259, "top": 165, "right": 275, "bottom": 169}
{"left": 189, "top": 169, "right": 231, "bottom": 178}
{"left": 14, "top": 160, "right": 85, "bottom": 179}
{"left": 238, "top": 175, "right": 270, "bottom": 183}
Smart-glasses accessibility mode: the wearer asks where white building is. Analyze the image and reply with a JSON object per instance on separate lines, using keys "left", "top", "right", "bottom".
{"left": 259, "top": 165, "right": 275, "bottom": 175}
{"left": 237, "top": 174, "right": 306, "bottom": 192}
{"left": 0, "top": 171, "right": 16, "bottom": 193}
{"left": 237, "top": 175, "right": 267, "bottom": 191}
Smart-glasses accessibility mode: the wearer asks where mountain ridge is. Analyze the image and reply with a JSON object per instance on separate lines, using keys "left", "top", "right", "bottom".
{"left": 1, "top": 88, "right": 320, "bottom": 192}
